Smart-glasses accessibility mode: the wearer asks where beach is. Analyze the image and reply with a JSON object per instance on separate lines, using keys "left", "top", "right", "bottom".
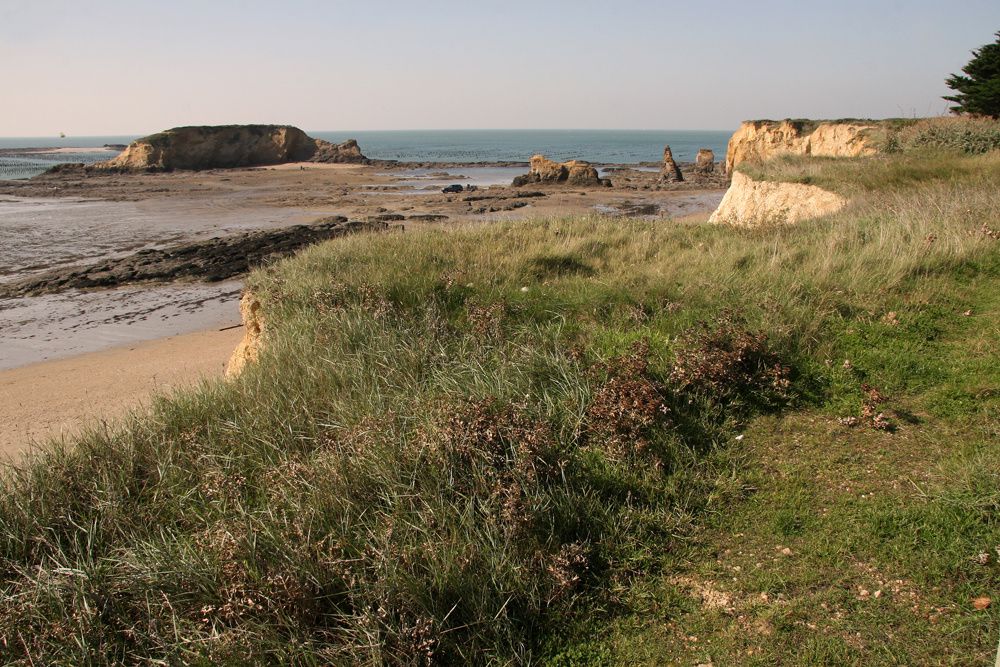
{"left": 0, "top": 327, "right": 243, "bottom": 458}
{"left": 0, "top": 150, "right": 727, "bottom": 455}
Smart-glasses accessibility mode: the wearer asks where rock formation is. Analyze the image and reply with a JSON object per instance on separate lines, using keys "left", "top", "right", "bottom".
{"left": 724, "top": 120, "right": 878, "bottom": 174}
{"left": 310, "top": 138, "right": 368, "bottom": 164}
{"left": 96, "top": 125, "right": 369, "bottom": 171}
{"left": 708, "top": 171, "right": 847, "bottom": 226}
{"left": 658, "top": 146, "right": 683, "bottom": 183}
{"left": 694, "top": 148, "right": 715, "bottom": 174}
{"left": 226, "top": 291, "right": 264, "bottom": 378}
{"left": 512, "top": 155, "right": 609, "bottom": 187}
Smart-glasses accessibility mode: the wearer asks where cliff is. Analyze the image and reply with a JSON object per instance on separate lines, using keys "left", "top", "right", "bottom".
{"left": 708, "top": 171, "right": 846, "bottom": 226}
{"left": 97, "top": 125, "right": 368, "bottom": 171}
{"left": 725, "top": 120, "right": 879, "bottom": 174}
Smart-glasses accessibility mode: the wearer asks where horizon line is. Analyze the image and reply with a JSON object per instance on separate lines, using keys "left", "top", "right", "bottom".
{"left": 0, "top": 127, "right": 740, "bottom": 139}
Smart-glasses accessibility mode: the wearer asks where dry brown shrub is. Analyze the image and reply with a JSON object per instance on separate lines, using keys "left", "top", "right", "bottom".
{"left": 313, "top": 282, "right": 392, "bottom": 317}
{"left": 585, "top": 340, "right": 670, "bottom": 456}
{"left": 467, "top": 301, "right": 507, "bottom": 338}
{"left": 839, "top": 383, "right": 895, "bottom": 431}
{"left": 669, "top": 314, "right": 791, "bottom": 408}
{"left": 544, "top": 541, "right": 590, "bottom": 604}
{"left": 439, "top": 399, "right": 559, "bottom": 531}
{"left": 861, "top": 383, "right": 894, "bottom": 431}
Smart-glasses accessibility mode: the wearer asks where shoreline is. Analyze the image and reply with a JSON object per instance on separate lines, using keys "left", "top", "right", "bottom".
{"left": 0, "top": 161, "right": 726, "bottom": 451}
{"left": 0, "top": 278, "right": 244, "bottom": 372}
{"left": 0, "top": 326, "right": 244, "bottom": 460}
{"left": 0, "top": 146, "right": 121, "bottom": 156}
{"left": 0, "top": 151, "right": 686, "bottom": 178}
{"left": 0, "top": 163, "right": 725, "bottom": 372}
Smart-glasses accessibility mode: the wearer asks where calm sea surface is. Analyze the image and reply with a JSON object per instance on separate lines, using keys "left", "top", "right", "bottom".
{"left": 312, "top": 130, "right": 732, "bottom": 164}
{"left": 0, "top": 130, "right": 733, "bottom": 180}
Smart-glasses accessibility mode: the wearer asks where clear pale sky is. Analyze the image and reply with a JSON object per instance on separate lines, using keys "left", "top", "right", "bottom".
{"left": 1, "top": 0, "right": 998, "bottom": 136}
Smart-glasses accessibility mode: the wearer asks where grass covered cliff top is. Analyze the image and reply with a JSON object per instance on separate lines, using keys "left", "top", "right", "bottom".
{"left": 737, "top": 116, "right": 1000, "bottom": 195}
{"left": 1, "top": 148, "right": 998, "bottom": 663}
{"left": 741, "top": 117, "right": 920, "bottom": 133}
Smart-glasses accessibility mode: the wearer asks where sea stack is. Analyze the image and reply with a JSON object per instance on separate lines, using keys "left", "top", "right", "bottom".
{"left": 694, "top": 148, "right": 715, "bottom": 174}
{"left": 659, "top": 145, "right": 683, "bottom": 183}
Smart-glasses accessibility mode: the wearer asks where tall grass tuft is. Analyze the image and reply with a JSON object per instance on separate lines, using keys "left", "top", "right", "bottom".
{"left": 888, "top": 116, "right": 1000, "bottom": 155}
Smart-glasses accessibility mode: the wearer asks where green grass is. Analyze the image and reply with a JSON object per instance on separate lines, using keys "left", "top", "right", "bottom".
{"left": 738, "top": 148, "right": 999, "bottom": 196}
{"left": 1, "top": 149, "right": 998, "bottom": 664}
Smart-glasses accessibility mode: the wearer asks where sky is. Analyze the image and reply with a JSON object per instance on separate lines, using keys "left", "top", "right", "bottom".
{"left": 1, "top": 0, "right": 998, "bottom": 136}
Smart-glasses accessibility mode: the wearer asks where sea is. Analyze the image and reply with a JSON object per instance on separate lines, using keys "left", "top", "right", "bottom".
{"left": 0, "top": 130, "right": 732, "bottom": 180}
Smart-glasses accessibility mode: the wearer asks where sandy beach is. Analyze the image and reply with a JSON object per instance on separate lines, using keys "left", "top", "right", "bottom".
{"left": 0, "top": 326, "right": 243, "bottom": 459}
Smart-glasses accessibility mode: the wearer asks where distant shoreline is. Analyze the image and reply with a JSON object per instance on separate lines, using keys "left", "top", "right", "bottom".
{"left": 0, "top": 146, "right": 121, "bottom": 156}
{"left": 0, "top": 129, "right": 733, "bottom": 165}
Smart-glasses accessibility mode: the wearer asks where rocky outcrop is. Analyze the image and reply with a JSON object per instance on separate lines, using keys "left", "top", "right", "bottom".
{"left": 658, "top": 146, "right": 683, "bottom": 183}
{"left": 226, "top": 291, "right": 264, "bottom": 378}
{"left": 311, "top": 138, "right": 368, "bottom": 164}
{"left": 694, "top": 149, "right": 715, "bottom": 174}
{"left": 96, "top": 125, "right": 368, "bottom": 171}
{"left": 0, "top": 218, "right": 386, "bottom": 298}
{"left": 708, "top": 171, "right": 846, "bottom": 226}
{"left": 512, "top": 155, "right": 610, "bottom": 187}
{"left": 724, "top": 120, "right": 878, "bottom": 174}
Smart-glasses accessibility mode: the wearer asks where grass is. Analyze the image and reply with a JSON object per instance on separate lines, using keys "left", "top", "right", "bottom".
{"left": 737, "top": 146, "right": 1000, "bottom": 196}
{"left": 1, "top": 148, "right": 998, "bottom": 664}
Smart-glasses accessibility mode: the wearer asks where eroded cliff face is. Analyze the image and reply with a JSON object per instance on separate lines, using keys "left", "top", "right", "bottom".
{"left": 99, "top": 125, "right": 368, "bottom": 171}
{"left": 725, "top": 120, "right": 878, "bottom": 174}
{"left": 708, "top": 171, "right": 846, "bottom": 226}
{"left": 225, "top": 292, "right": 264, "bottom": 378}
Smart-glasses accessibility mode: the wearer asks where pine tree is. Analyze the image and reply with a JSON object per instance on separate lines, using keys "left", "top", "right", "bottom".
{"left": 944, "top": 31, "right": 1000, "bottom": 118}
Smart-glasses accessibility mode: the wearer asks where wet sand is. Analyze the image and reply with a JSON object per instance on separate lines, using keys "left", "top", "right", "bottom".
{"left": 0, "top": 195, "right": 343, "bottom": 279}
{"left": 0, "top": 280, "right": 243, "bottom": 370}
{"left": 0, "top": 327, "right": 244, "bottom": 459}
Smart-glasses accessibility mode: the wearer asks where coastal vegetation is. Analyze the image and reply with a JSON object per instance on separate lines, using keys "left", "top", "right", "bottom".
{"left": 1, "top": 124, "right": 998, "bottom": 663}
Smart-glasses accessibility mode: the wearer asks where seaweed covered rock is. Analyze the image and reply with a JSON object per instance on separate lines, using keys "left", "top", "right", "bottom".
{"left": 0, "top": 218, "right": 385, "bottom": 297}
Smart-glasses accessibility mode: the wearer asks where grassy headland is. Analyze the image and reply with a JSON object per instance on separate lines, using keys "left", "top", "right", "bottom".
{"left": 1, "top": 144, "right": 998, "bottom": 663}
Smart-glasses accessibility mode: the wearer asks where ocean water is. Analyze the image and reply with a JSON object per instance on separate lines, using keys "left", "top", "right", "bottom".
{"left": 0, "top": 150, "right": 122, "bottom": 180}
{"left": 314, "top": 129, "right": 732, "bottom": 164}
{"left": 0, "top": 136, "right": 139, "bottom": 150}
{"left": 0, "top": 130, "right": 733, "bottom": 180}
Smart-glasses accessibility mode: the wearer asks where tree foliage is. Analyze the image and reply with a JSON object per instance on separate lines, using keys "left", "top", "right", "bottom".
{"left": 944, "top": 31, "right": 1000, "bottom": 118}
